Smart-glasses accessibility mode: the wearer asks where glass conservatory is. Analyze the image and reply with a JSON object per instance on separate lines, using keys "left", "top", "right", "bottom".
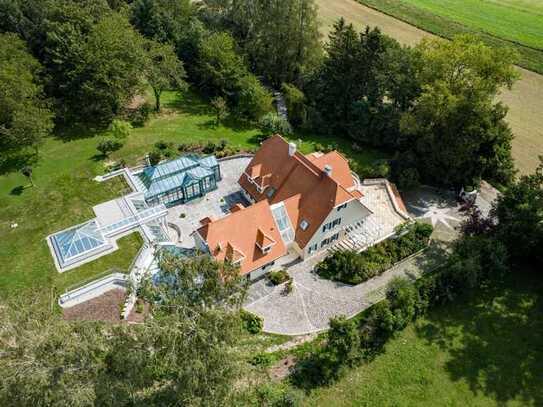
{"left": 138, "top": 155, "right": 221, "bottom": 207}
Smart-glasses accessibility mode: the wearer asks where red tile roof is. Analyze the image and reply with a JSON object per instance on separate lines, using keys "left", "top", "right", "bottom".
{"left": 196, "top": 200, "right": 287, "bottom": 275}
{"left": 238, "top": 135, "right": 362, "bottom": 248}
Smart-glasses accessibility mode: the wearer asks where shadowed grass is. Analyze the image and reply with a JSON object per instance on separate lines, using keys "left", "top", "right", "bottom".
{"left": 303, "top": 270, "right": 543, "bottom": 406}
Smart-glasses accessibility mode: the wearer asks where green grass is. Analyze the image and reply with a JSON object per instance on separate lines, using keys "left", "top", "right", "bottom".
{"left": 55, "top": 232, "right": 143, "bottom": 294}
{"left": 396, "top": 0, "right": 543, "bottom": 50}
{"left": 302, "top": 270, "right": 543, "bottom": 406}
{"left": 0, "top": 89, "right": 385, "bottom": 298}
{"left": 357, "top": 0, "right": 543, "bottom": 74}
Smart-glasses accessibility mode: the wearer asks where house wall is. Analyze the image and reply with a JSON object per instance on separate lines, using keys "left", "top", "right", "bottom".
{"left": 246, "top": 260, "right": 276, "bottom": 281}
{"left": 302, "top": 199, "right": 371, "bottom": 259}
{"left": 193, "top": 231, "right": 210, "bottom": 253}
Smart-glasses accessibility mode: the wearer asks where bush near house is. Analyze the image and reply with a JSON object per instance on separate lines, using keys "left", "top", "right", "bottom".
{"left": 268, "top": 270, "right": 290, "bottom": 285}
{"left": 316, "top": 222, "right": 433, "bottom": 285}
{"left": 240, "top": 309, "right": 263, "bottom": 334}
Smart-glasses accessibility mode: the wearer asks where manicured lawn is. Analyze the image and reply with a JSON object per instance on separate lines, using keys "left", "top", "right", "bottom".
{"left": 355, "top": 0, "right": 543, "bottom": 74}
{"left": 302, "top": 270, "right": 543, "bottom": 406}
{"left": 0, "top": 90, "right": 385, "bottom": 298}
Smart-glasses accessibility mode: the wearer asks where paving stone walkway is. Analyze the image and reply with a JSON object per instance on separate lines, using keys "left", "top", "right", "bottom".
{"left": 244, "top": 186, "right": 479, "bottom": 336}
{"left": 244, "top": 245, "right": 446, "bottom": 336}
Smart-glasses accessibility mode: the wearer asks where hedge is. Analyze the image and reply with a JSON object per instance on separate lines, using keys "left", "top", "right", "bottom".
{"left": 316, "top": 222, "right": 433, "bottom": 285}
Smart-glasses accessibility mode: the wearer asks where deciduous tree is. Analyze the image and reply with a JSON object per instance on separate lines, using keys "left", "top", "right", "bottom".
{"left": 399, "top": 35, "right": 518, "bottom": 187}
{"left": 0, "top": 33, "right": 53, "bottom": 156}
{"left": 145, "top": 40, "right": 187, "bottom": 112}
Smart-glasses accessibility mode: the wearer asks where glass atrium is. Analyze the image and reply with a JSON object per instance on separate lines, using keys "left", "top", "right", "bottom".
{"left": 138, "top": 155, "right": 221, "bottom": 207}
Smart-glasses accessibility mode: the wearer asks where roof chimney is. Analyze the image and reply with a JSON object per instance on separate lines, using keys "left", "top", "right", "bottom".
{"left": 288, "top": 142, "right": 297, "bottom": 156}
{"left": 324, "top": 164, "right": 333, "bottom": 177}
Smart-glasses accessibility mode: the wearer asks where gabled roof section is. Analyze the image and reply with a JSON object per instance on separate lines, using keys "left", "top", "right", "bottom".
{"left": 309, "top": 151, "right": 355, "bottom": 190}
{"left": 196, "top": 200, "right": 287, "bottom": 275}
{"left": 140, "top": 155, "right": 200, "bottom": 186}
{"left": 238, "top": 135, "right": 364, "bottom": 248}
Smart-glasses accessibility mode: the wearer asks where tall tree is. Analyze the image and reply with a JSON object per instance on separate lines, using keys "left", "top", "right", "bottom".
{"left": 145, "top": 40, "right": 187, "bottom": 112}
{"left": 0, "top": 33, "right": 53, "bottom": 156}
{"left": 493, "top": 159, "right": 543, "bottom": 266}
{"left": 399, "top": 35, "right": 518, "bottom": 187}
{"left": 1, "top": 1, "right": 147, "bottom": 126}
{"left": 131, "top": 0, "right": 203, "bottom": 80}
{"left": 1, "top": 255, "right": 248, "bottom": 405}
{"left": 76, "top": 13, "right": 147, "bottom": 124}
{"left": 131, "top": 0, "right": 193, "bottom": 44}
{"left": 200, "top": 0, "right": 322, "bottom": 86}
{"left": 196, "top": 31, "right": 271, "bottom": 119}
{"left": 308, "top": 20, "right": 417, "bottom": 147}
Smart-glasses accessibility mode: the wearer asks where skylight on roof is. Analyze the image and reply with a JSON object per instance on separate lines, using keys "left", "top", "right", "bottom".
{"left": 271, "top": 203, "right": 294, "bottom": 243}
{"left": 50, "top": 220, "right": 109, "bottom": 268}
{"left": 300, "top": 220, "right": 309, "bottom": 231}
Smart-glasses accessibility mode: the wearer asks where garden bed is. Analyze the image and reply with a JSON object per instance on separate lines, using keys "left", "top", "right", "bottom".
{"left": 316, "top": 222, "right": 433, "bottom": 285}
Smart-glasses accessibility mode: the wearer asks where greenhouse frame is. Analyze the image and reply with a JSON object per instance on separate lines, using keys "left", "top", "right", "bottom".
{"left": 137, "top": 155, "right": 221, "bottom": 207}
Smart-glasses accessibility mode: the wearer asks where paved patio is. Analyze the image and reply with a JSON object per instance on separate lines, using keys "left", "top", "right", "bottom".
{"left": 166, "top": 157, "right": 252, "bottom": 247}
{"left": 243, "top": 186, "right": 491, "bottom": 335}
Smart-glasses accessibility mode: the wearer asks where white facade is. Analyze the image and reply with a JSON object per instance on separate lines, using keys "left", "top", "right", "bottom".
{"left": 300, "top": 198, "right": 372, "bottom": 259}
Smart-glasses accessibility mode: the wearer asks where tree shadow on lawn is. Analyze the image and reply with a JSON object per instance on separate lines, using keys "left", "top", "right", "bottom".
{"left": 415, "top": 269, "right": 543, "bottom": 406}
{"left": 165, "top": 89, "right": 214, "bottom": 116}
{"left": 0, "top": 151, "right": 37, "bottom": 176}
{"left": 54, "top": 123, "right": 104, "bottom": 142}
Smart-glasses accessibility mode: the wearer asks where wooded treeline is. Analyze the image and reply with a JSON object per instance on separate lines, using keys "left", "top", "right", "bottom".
{"left": 0, "top": 0, "right": 520, "bottom": 188}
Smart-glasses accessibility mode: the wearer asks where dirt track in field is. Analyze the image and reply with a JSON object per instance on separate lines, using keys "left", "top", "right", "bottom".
{"left": 316, "top": 0, "right": 543, "bottom": 174}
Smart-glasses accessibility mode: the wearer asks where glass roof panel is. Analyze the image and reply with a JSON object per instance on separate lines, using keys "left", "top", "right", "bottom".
{"left": 51, "top": 220, "right": 107, "bottom": 266}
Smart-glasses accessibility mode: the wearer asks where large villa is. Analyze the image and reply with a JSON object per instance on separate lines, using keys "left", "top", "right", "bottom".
{"left": 49, "top": 135, "right": 409, "bottom": 296}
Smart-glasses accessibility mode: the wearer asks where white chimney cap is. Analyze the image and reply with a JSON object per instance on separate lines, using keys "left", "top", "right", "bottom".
{"left": 288, "top": 142, "right": 297, "bottom": 156}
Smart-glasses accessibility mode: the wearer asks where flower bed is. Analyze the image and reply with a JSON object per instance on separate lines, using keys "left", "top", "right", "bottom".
{"left": 316, "top": 222, "right": 433, "bottom": 285}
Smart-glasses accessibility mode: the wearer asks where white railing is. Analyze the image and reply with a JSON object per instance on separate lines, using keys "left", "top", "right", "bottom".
{"left": 58, "top": 272, "right": 128, "bottom": 308}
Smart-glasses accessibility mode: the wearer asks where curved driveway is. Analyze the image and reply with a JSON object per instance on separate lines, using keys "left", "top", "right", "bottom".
{"left": 244, "top": 249, "right": 439, "bottom": 336}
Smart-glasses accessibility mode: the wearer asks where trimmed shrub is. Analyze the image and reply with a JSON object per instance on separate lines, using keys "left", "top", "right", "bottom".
{"left": 203, "top": 141, "right": 216, "bottom": 154}
{"left": 240, "top": 309, "right": 263, "bottom": 334}
{"left": 97, "top": 139, "right": 123, "bottom": 157}
{"left": 268, "top": 270, "right": 290, "bottom": 285}
{"left": 250, "top": 352, "right": 274, "bottom": 367}
{"left": 154, "top": 140, "right": 171, "bottom": 150}
{"left": 148, "top": 150, "right": 161, "bottom": 166}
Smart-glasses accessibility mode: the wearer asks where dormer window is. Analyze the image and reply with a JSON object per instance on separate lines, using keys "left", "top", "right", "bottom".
{"left": 256, "top": 228, "right": 276, "bottom": 255}
{"left": 300, "top": 220, "right": 309, "bottom": 231}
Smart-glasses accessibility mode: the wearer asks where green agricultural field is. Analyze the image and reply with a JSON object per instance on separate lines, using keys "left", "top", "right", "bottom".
{"left": 397, "top": 0, "right": 543, "bottom": 50}
{"left": 303, "top": 270, "right": 543, "bottom": 406}
{"left": 0, "top": 90, "right": 385, "bottom": 299}
{"left": 357, "top": 0, "right": 543, "bottom": 74}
